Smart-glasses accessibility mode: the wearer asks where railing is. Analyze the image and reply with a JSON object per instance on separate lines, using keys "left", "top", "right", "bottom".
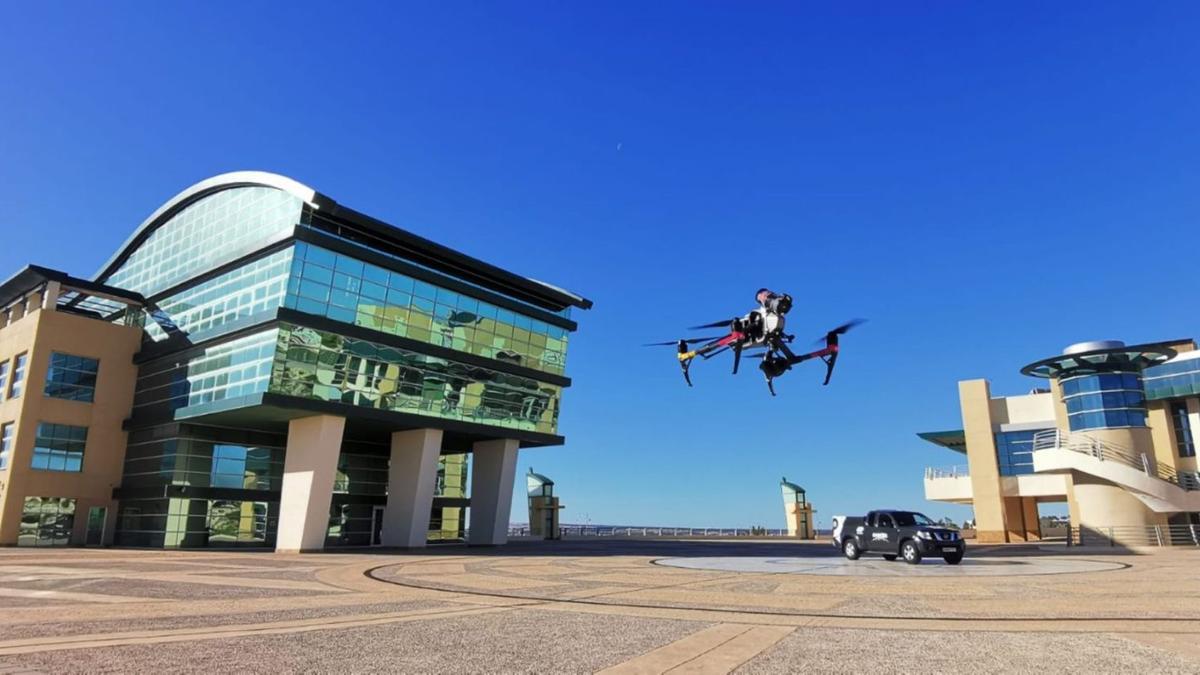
{"left": 1032, "top": 429, "right": 1200, "bottom": 490}
{"left": 1067, "top": 524, "right": 1200, "bottom": 547}
{"left": 925, "top": 465, "right": 970, "bottom": 480}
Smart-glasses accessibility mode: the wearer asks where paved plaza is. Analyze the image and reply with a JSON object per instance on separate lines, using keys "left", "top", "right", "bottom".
{"left": 0, "top": 539, "right": 1196, "bottom": 673}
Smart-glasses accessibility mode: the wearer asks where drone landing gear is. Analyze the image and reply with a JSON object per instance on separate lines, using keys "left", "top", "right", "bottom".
{"left": 759, "top": 330, "right": 843, "bottom": 396}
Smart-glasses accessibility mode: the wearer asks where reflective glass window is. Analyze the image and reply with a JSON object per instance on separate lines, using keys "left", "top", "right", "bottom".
{"left": 0, "top": 360, "right": 8, "bottom": 402}
{"left": 994, "top": 429, "right": 1045, "bottom": 476}
{"left": 18, "top": 497, "right": 75, "bottom": 547}
{"left": 1172, "top": 402, "right": 1196, "bottom": 458}
{"left": 1061, "top": 372, "right": 1147, "bottom": 431}
{"left": 9, "top": 353, "right": 27, "bottom": 399}
{"left": 31, "top": 423, "right": 87, "bottom": 472}
{"left": 144, "top": 248, "right": 294, "bottom": 342}
{"left": 1143, "top": 358, "right": 1200, "bottom": 401}
{"left": 133, "top": 329, "right": 278, "bottom": 416}
{"left": 284, "top": 243, "right": 570, "bottom": 376}
{"left": 271, "top": 323, "right": 562, "bottom": 434}
{"left": 44, "top": 352, "right": 100, "bottom": 402}
{"left": 0, "top": 423, "right": 12, "bottom": 470}
{"left": 105, "top": 187, "right": 302, "bottom": 296}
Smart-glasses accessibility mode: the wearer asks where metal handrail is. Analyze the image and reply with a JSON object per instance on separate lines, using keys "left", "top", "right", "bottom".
{"left": 925, "top": 465, "right": 970, "bottom": 479}
{"left": 1032, "top": 429, "right": 1197, "bottom": 490}
{"left": 1066, "top": 524, "right": 1200, "bottom": 547}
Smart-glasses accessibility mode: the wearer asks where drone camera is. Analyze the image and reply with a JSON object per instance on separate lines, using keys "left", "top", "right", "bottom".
{"left": 764, "top": 293, "right": 792, "bottom": 316}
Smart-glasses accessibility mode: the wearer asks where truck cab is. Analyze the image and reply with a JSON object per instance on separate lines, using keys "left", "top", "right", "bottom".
{"left": 833, "top": 510, "right": 965, "bottom": 564}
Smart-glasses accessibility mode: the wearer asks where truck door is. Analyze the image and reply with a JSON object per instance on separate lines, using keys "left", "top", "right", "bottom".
{"left": 869, "top": 513, "right": 897, "bottom": 551}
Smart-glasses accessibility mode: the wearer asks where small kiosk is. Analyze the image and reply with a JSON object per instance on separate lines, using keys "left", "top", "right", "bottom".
{"left": 526, "top": 468, "right": 563, "bottom": 540}
{"left": 780, "top": 477, "right": 816, "bottom": 539}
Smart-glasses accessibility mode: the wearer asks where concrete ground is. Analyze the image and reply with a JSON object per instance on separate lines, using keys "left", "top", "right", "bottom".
{"left": 0, "top": 539, "right": 1196, "bottom": 673}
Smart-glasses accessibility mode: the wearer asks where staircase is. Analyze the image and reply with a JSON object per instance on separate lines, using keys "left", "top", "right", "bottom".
{"left": 1031, "top": 430, "right": 1200, "bottom": 512}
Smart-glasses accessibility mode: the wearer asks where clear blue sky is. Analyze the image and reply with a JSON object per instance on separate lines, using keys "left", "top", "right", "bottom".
{"left": 3, "top": 3, "right": 1198, "bottom": 528}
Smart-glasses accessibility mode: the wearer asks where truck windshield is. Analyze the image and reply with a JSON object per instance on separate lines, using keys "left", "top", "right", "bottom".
{"left": 893, "top": 512, "right": 936, "bottom": 527}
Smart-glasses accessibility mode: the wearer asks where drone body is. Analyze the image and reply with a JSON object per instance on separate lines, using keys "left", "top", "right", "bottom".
{"left": 646, "top": 289, "right": 863, "bottom": 395}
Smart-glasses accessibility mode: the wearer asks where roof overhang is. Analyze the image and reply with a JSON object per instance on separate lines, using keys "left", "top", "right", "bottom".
{"left": 917, "top": 430, "right": 967, "bottom": 454}
{"left": 1020, "top": 341, "right": 1179, "bottom": 379}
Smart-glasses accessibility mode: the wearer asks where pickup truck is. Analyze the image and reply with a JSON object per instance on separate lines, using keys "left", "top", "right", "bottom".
{"left": 831, "top": 510, "right": 965, "bottom": 564}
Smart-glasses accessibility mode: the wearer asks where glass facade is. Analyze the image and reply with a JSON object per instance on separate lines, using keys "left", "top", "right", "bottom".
{"left": 0, "top": 422, "right": 12, "bottom": 470}
{"left": 272, "top": 324, "right": 561, "bottom": 434}
{"left": 304, "top": 224, "right": 574, "bottom": 320}
{"left": 430, "top": 453, "right": 468, "bottom": 541}
{"left": 995, "top": 430, "right": 1044, "bottom": 476}
{"left": 9, "top": 353, "right": 26, "bottom": 399}
{"left": 144, "top": 248, "right": 294, "bottom": 342}
{"left": 19, "top": 497, "right": 75, "bottom": 547}
{"left": 286, "top": 242, "right": 569, "bottom": 376}
{"left": 116, "top": 425, "right": 285, "bottom": 548}
{"left": 105, "top": 186, "right": 303, "bottom": 296}
{"left": 116, "top": 498, "right": 277, "bottom": 548}
{"left": 121, "top": 427, "right": 285, "bottom": 492}
{"left": 1144, "top": 358, "right": 1200, "bottom": 400}
{"left": 1060, "top": 373, "right": 1147, "bottom": 430}
{"left": 44, "top": 352, "right": 100, "bottom": 402}
{"left": 133, "top": 329, "right": 278, "bottom": 417}
{"left": 1171, "top": 402, "right": 1196, "bottom": 458}
{"left": 31, "top": 423, "right": 87, "bottom": 472}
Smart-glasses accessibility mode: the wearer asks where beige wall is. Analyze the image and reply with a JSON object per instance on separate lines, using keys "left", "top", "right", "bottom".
{"left": 0, "top": 306, "right": 141, "bottom": 545}
{"left": 988, "top": 391, "right": 1055, "bottom": 427}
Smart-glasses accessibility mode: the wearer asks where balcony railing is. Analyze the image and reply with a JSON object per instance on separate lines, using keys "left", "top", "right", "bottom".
{"left": 925, "top": 465, "right": 970, "bottom": 480}
{"left": 1033, "top": 429, "right": 1200, "bottom": 490}
{"left": 1067, "top": 524, "right": 1200, "bottom": 547}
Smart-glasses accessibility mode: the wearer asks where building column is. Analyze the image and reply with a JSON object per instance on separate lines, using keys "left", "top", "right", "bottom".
{"left": 1022, "top": 498, "right": 1041, "bottom": 541}
{"left": 960, "top": 380, "right": 1009, "bottom": 543}
{"left": 276, "top": 415, "right": 345, "bottom": 553}
{"left": 469, "top": 438, "right": 519, "bottom": 546}
{"left": 381, "top": 428, "right": 443, "bottom": 548}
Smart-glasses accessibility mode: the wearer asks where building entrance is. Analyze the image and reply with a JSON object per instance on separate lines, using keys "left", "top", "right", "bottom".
{"left": 86, "top": 507, "right": 107, "bottom": 546}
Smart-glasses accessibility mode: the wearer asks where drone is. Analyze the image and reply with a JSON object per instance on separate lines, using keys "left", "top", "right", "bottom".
{"left": 645, "top": 288, "right": 864, "bottom": 396}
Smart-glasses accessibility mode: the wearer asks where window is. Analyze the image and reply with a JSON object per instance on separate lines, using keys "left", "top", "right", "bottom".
{"left": 0, "top": 423, "right": 12, "bottom": 469}
{"left": 0, "top": 360, "right": 8, "bottom": 402}
{"left": 43, "top": 353, "right": 100, "bottom": 402}
{"left": 31, "top": 423, "right": 87, "bottom": 472}
{"left": 1172, "top": 402, "right": 1196, "bottom": 458}
{"left": 1060, "top": 372, "right": 1147, "bottom": 431}
{"left": 994, "top": 430, "right": 1048, "bottom": 476}
{"left": 18, "top": 497, "right": 76, "bottom": 547}
{"left": 9, "top": 353, "right": 27, "bottom": 399}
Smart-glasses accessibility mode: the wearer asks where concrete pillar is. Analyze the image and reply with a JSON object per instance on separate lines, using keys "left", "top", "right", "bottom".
{"left": 960, "top": 380, "right": 1009, "bottom": 543}
{"left": 41, "top": 281, "right": 60, "bottom": 310}
{"left": 276, "top": 415, "right": 345, "bottom": 553}
{"left": 1022, "top": 498, "right": 1041, "bottom": 541}
{"left": 468, "top": 438, "right": 519, "bottom": 546}
{"left": 381, "top": 428, "right": 443, "bottom": 548}
{"left": 1003, "top": 497, "right": 1026, "bottom": 542}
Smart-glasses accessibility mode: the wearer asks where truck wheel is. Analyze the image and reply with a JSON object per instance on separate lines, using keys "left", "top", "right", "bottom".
{"left": 943, "top": 551, "right": 964, "bottom": 565}
{"left": 901, "top": 540, "right": 922, "bottom": 564}
{"left": 882, "top": 555, "right": 897, "bottom": 561}
{"left": 842, "top": 539, "right": 862, "bottom": 560}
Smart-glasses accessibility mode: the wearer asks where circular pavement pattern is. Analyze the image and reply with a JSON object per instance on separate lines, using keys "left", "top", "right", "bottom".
{"left": 655, "top": 555, "right": 1128, "bottom": 576}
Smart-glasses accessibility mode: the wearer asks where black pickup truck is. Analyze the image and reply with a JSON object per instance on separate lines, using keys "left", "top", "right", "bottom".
{"left": 832, "top": 510, "right": 965, "bottom": 564}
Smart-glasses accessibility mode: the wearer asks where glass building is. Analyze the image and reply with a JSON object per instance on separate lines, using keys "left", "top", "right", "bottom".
{"left": 0, "top": 171, "right": 589, "bottom": 549}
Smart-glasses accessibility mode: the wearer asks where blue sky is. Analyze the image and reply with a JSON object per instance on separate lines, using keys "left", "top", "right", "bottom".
{"left": 2, "top": 3, "right": 1198, "bottom": 527}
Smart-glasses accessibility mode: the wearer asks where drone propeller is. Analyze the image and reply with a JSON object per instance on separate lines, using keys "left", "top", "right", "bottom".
{"left": 642, "top": 336, "right": 723, "bottom": 347}
{"left": 812, "top": 318, "right": 866, "bottom": 344}
{"left": 688, "top": 318, "right": 738, "bottom": 330}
